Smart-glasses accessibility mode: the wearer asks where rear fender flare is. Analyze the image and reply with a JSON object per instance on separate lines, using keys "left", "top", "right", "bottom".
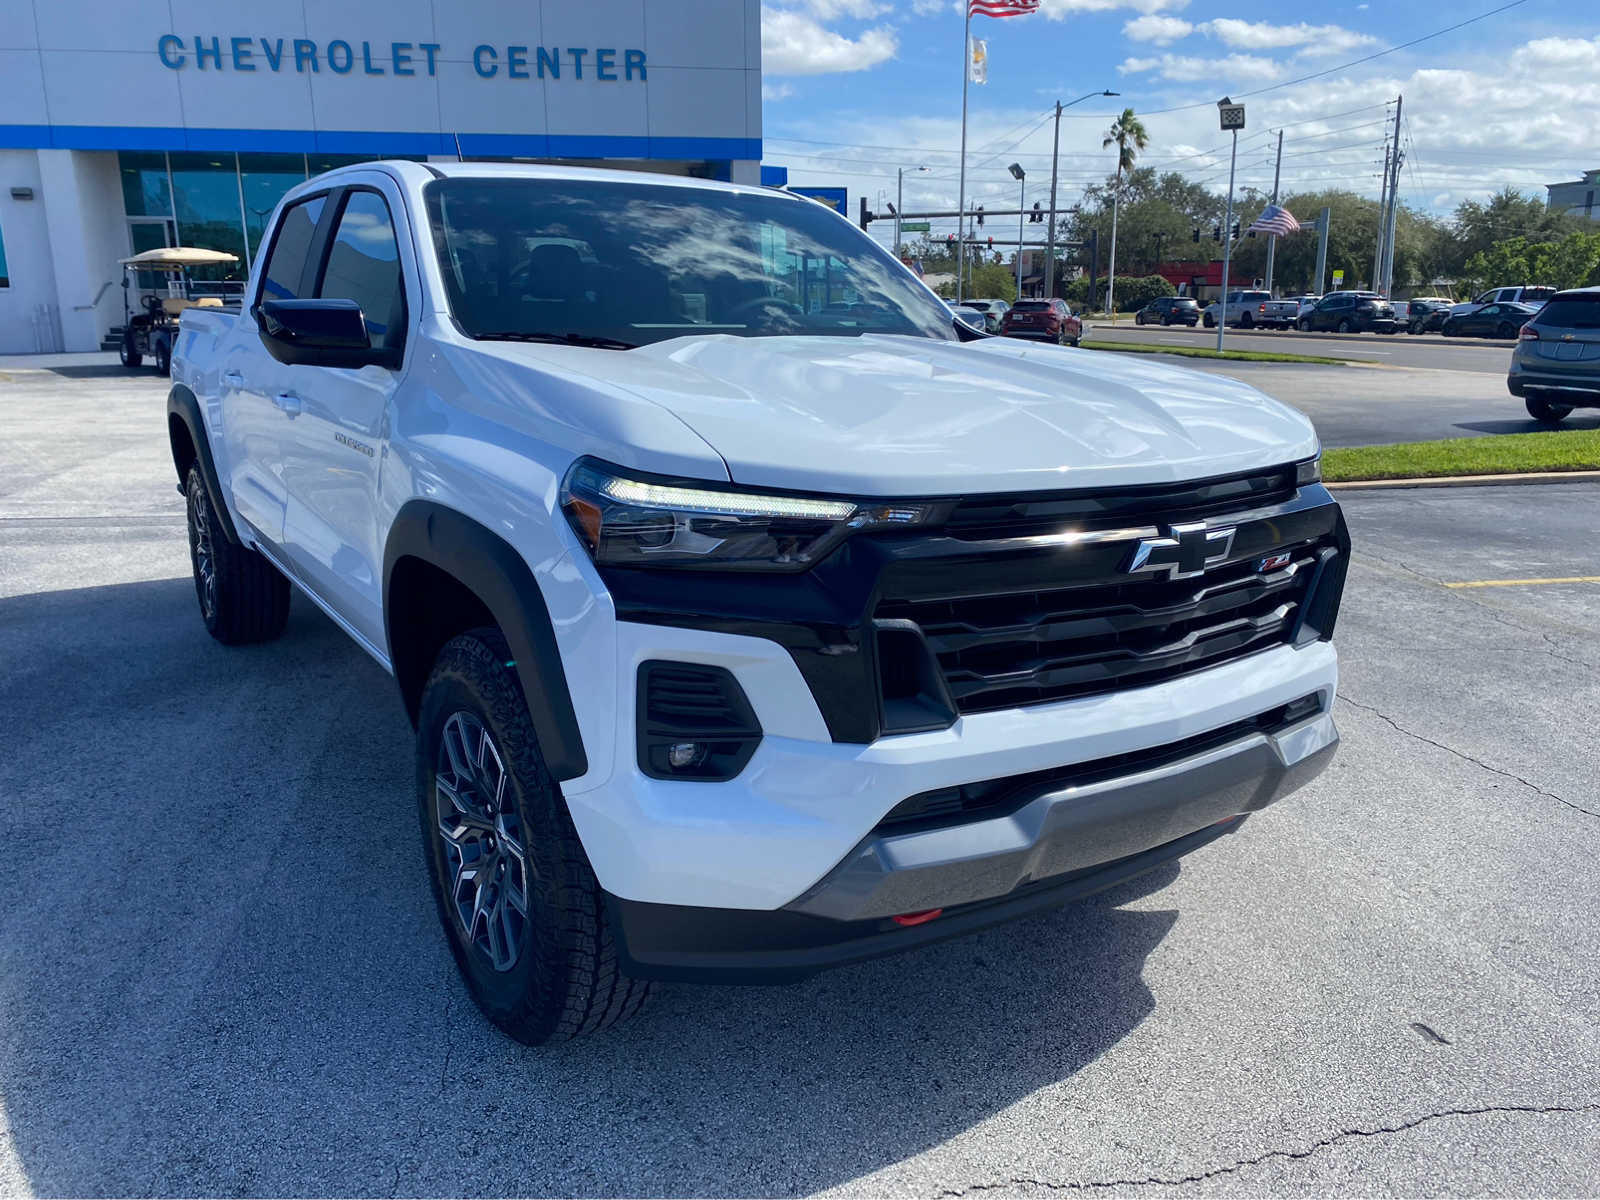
{"left": 383, "top": 500, "right": 588, "bottom": 781}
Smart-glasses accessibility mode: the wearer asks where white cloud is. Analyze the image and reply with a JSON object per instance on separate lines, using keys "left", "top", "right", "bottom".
{"left": 1119, "top": 52, "right": 1283, "bottom": 83}
{"left": 1122, "top": 15, "right": 1193, "bottom": 44}
{"left": 799, "top": 0, "right": 888, "bottom": 18}
{"left": 1201, "top": 19, "right": 1378, "bottom": 55}
{"left": 910, "top": 0, "right": 953, "bottom": 12}
{"left": 763, "top": 82, "right": 796, "bottom": 101}
{"left": 1041, "top": 0, "right": 1189, "bottom": 17}
{"left": 762, "top": 7, "right": 898, "bottom": 75}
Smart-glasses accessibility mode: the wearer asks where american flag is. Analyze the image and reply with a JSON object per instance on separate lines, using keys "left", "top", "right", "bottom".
{"left": 1247, "top": 204, "right": 1301, "bottom": 237}
{"left": 969, "top": 0, "right": 1040, "bottom": 17}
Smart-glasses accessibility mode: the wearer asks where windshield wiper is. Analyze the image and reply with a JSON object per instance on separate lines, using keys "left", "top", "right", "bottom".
{"left": 475, "top": 331, "right": 637, "bottom": 350}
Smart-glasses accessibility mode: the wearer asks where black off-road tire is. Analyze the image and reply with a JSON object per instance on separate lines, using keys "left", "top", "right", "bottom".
{"left": 1525, "top": 394, "right": 1573, "bottom": 425}
{"left": 418, "top": 629, "right": 655, "bottom": 1045}
{"left": 120, "top": 332, "right": 142, "bottom": 368}
{"left": 155, "top": 338, "right": 172, "bottom": 377}
{"left": 184, "top": 465, "right": 290, "bottom": 644}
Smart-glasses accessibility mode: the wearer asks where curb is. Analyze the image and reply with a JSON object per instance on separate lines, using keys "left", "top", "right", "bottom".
{"left": 1329, "top": 469, "right": 1600, "bottom": 491}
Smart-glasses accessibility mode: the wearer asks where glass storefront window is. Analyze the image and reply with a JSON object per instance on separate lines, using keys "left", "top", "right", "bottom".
{"left": 167, "top": 152, "right": 247, "bottom": 283}
{"left": 119, "top": 151, "right": 172, "bottom": 217}
{"left": 239, "top": 154, "right": 308, "bottom": 260}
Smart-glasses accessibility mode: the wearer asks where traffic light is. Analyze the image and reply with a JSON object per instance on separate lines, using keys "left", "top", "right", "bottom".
{"left": 1030, "top": 201, "right": 1043, "bottom": 223}
{"left": 976, "top": 205, "right": 984, "bottom": 228}
{"left": 987, "top": 236, "right": 994, "bottom": 248}
{"left": 1192, "top": 227, "right": 1200, "bottom": 243}
{"left": 1211, "top": 226, "right": 1221, "bottom": 242}
{"left": 1231, "top": 221, "right": 1240, "bottom": 240}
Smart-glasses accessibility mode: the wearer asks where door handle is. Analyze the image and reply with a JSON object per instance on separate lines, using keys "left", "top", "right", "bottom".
{"left": 273, "top": 392, "right": 303, "bottom": 417}
{"left": 222, "top": 370, "right": 244, "bottom": 387}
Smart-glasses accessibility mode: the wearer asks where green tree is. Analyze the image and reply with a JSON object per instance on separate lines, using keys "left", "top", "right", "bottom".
{"left": 1101, "top": 108, "right": 1150, "bottom": 319}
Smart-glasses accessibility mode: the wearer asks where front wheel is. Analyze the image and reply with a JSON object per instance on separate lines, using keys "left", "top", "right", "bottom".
{"left": 184, "top": 466, "right": 290, "bottom": 644}
{"left": 1410, "top": 320, "right": 1424, "bottom": 335}
{"left": 1525, "top": 394, "right": 1573, "bottom": 425}
{"left": 1239, "top": 312, "right": 1254, "bottom": 329}
{"left": 119, "top": 332, "right": 142, "bottom": 369}
{"left": 1203, "top": 313, "right": 1215, "bottom": 328}
{"left": 1496, "top": 322, "right": 1516, "bottom": 340}
{"left": 1297, "top": 318, "right": 1310, "bottom": 332}
{"left": 1337, "top": 319, "right": 1353, "bottom": 334}
{"left": 154, "top": 337, "right": 172, "bottom": 377}
{"left": 419, "top": 629, "right": 655, "bottom": 1045}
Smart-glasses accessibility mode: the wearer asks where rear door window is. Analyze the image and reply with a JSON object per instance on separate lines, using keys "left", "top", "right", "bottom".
{"left": 317, "top": 190, "right": 406, "bottom": 352}
{"left": 258, "top": 195, "right": 326, "bottom": 301}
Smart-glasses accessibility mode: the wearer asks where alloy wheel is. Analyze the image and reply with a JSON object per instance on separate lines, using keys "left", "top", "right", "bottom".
{"left": 186, "top": 475, "right": 216, "bottom": 621}
{"left": 434, "top": 711, "right": 531, "bottom": 972}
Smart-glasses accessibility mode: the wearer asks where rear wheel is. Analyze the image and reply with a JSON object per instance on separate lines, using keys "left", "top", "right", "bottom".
{"left": 1525, "top": 394, "right": 1573, "bottom": 425}
{"left": 1203, "top": 313, "right": 1215, "bottom": 328}
{"left": 119, "top": 332, "right": 142, "bottom": 369}
{"left": 418, "top": 629, "right": 654, "bottom": 1045}
{"left": 184, "top": 465, "right": 290, "bottom": 644}
{"left": 1337, "top": 319, "right": 1353, "bottom": 334}
{"left": 1496, "top": 321, "right": 1516, "bottom": 340}
{"left": 1409, "top": 320, "right": 1424, "bottom": 335}
{"left": 1240, "top": 312, "right": 1254, "bottom": 329}
{"left": 1161, "top": 315, "right": 1172, "bottom": 326}
{"left": 1297, "top": 318, "right": 1311, "bottom": 332}
{"left": 154, "top": 337, "right": 172, "bottom": 377}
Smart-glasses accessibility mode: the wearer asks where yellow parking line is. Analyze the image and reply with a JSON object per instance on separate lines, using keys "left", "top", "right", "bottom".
{"left": 1444, "top": 576, "right": 1600, "bottom": 589}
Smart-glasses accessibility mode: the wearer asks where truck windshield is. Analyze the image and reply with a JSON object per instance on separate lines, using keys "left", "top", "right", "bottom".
{"left": 423, "top": 178, "right": 957, "bottom": 348}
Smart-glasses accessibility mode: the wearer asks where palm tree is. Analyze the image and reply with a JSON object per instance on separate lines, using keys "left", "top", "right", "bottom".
{"left": 1102, "top": 108, "right": 1149, "bottom": 321}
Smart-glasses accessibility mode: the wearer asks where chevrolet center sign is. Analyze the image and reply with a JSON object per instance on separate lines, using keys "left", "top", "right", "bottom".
{"left": 154, "top": 37, "right": 650, "bottom": 82}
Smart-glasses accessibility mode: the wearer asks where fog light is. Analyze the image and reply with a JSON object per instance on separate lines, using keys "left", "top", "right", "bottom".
{"left": 667, "top": 742, "right": 704, "bottom": 770}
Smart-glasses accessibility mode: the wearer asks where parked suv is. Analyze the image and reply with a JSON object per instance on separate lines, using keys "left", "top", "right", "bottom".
{"left": 965, "top": 298, "right": 1011, "bottom": 332}
{"left": 1001, "top": 298, "right": 1081, "bottom": 345}
{"left": 1135, "top": 296, "right": 1201, "bottom": 326}
{"left": 1299, "top": 292, "right": 1397, "bottom": 334}
{"left": 1404, "top": 298, "right": 1452, "bottom": 334}
{"left": 1507, "top": 286, "right": 1600, "bottom": 423}
{"left": 168, "top": 161, "right": 1345, "bottom": 1044}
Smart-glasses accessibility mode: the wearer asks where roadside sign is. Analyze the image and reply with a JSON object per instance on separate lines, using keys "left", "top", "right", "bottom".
{"left": 1332, "top": 269, "right": 1345, "bottom": 288}
{"left": 900, "top": 221, "right": 931, "bottom": 233}
{"left": 790, "top": 186, "right": 847, "bottom": 214}
{"left": 1219, "top": 104, "right": 1245, "bottom": 131}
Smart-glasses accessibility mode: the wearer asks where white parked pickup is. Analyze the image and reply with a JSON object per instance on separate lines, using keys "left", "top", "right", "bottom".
{"left": 167, "top": 161, "right": 1348, "bottom": 1043}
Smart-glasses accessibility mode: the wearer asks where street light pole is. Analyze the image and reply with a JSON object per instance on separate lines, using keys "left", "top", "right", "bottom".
{"left": 1215, "top": 97, "right": 1245, "bottom": 353}
{"left": 1009, "top": 163, "right": 1025, "bottom": 299}
{"left": 1044, "top": 89, "right": 1117, "bottom": 298}
{"left": 896, "top": 165, "right": 927, "bottom": 259}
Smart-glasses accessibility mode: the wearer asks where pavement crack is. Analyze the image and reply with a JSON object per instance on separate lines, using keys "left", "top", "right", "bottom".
{"left": 1339, "top": 695, "right": 1600, "bottom": 819}
{"left": 935, "top": 1103, "right": 1600, "bottom": 1195}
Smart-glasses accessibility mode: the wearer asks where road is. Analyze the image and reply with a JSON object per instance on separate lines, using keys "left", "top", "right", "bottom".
{"left": 2, "top": 368, "right": 1599, "bottom": 1196}
{"left": 1090, "top": 322, "right": 1514, "bottom": 373}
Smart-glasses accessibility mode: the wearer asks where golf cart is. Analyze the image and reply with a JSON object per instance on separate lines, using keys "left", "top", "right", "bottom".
{"left": 117, "top": 247, "right": 240, "bottom": 375}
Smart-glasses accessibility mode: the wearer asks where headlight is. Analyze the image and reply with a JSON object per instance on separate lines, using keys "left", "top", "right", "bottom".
{"left": 1296, "top": 456, "right": 1322, "bottom": 486}
{"left": 561, "top": 459, "right": 945, "bottom": 571}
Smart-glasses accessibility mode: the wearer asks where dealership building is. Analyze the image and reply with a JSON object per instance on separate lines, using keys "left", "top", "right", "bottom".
{"left": 0, "top": 0, "right": 763, "bottom": 353}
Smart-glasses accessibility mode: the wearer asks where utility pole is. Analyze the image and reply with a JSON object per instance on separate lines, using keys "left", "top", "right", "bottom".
{"left": 1314, "top": 205, "right": 1331, "bottom": 297}
{"left": 1381, "top": 94, "right": 1404, "bottom": 297}
{"left": 1373, "top": 100, "right": 1396, "bottom": 290}
{"left": 1216, "top": 98, "right": 1245, "bottom": 352}
{"left": 1046, "top": 100, "right": 1062, "bottom": 298}
{"left": 1010, "top": 163, "right": 1026, "bottom": 299}
{"left": 1264, "top": 128, "right": 1284, "bottom": 295}
{"left": 956, "top": 3, "right": 972, "bottom": 303}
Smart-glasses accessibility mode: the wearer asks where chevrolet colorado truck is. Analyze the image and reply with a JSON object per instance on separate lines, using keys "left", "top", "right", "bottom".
{"left": 168, "top": 162, "right": 1348, "bottom": 1044}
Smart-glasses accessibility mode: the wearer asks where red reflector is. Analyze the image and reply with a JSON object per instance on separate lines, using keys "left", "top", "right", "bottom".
{"left": 892, "top": 908, "right": 943, "bottom": 927}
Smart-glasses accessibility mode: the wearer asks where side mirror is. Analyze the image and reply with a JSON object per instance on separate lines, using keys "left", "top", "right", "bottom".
{"left": 254, "top": 298, "right": 399, "bottom": 368}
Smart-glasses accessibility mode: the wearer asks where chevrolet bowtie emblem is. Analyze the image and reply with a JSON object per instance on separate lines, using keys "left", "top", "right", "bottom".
{"left": 1124, "top": 522, "right": 1236, "bottom": 580}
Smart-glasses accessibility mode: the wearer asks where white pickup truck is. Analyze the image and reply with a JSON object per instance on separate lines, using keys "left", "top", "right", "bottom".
{"left": 1200, "top": 289, "right": 1273, "bottom": 329}
{"left": 168, "top": 161, "right": 1347, "bottom": 1044}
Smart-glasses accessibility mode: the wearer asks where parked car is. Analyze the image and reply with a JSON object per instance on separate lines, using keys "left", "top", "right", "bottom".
{"left": 171, "top": 160, "right": 1345, "bottom": 1043}
{"left": 1449, "top": 286, "right": 1556, "bottom": 320}
{"left": 964, "top": 298, "right": 1011, "bottom": 332}
{"left": 1441, "top": 301, "right": 1540, "bottom": 339}
{"left": 1259, "top": 295, "right": 1318, "bottom": 330}
{"left": 1201, "top": 290, "right": 1273, "bottom": 329}
{"left": 1298, "top": 291, "right": 1397, "bottom": 334}
{"left": 1001, "top": 297, "right": 1082, "bottom": 345}
{"left": 1507, "top": 286, "right": 1600, "bottom": 423}
{"left": 1135, "top": 296, "right": 1201, "bottom": 326}
{"left": 949, "top": 303, "right": 990, "bottom": 331}
{"left": 1403, "top": 297, "right": 1453, "bottom": 334}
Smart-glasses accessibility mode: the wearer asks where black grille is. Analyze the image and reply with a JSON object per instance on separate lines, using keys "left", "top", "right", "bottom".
{"left": 945, "top": 466, "right": 1298, "bottom": 541}
{"left": 874, "top": 541, "right": 1325, "bottom": 715}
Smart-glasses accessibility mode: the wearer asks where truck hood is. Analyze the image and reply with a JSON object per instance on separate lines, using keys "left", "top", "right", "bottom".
{"left": 605, "top": 334, "right": 1318, "bottom": 495}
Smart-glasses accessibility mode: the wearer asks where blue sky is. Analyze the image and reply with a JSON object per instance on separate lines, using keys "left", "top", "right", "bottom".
{"left": 758, "top": 0, "right": 1595, "bottom": 242}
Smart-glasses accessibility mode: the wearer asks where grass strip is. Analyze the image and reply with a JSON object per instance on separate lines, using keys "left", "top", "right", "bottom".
{"left": 1080, "top": 340, "right": 1350, "bottom": 366}
{"left": 1324, "top": 428, "right": 1600, "bottom": 481}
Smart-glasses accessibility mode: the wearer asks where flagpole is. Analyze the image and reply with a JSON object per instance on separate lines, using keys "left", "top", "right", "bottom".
{"left": 956, "top": 3, "right": 971, "bottom": 303}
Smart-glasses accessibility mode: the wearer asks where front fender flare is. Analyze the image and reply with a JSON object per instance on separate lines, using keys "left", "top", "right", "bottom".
{"left": 383, "top": 501, "right": 588, "bottom": 781}
{"left": 167, "top": 384, "right": 240, "bottom": 545}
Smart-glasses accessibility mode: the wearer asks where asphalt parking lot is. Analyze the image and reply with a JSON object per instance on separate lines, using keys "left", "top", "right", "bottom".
{"left": 3, "top": 365, "right": 1599, "bottom": 1196}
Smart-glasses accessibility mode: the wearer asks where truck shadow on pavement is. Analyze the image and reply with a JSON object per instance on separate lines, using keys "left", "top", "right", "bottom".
{"left": 0, "top": 576, "right": 1184, "bottom": 1198}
